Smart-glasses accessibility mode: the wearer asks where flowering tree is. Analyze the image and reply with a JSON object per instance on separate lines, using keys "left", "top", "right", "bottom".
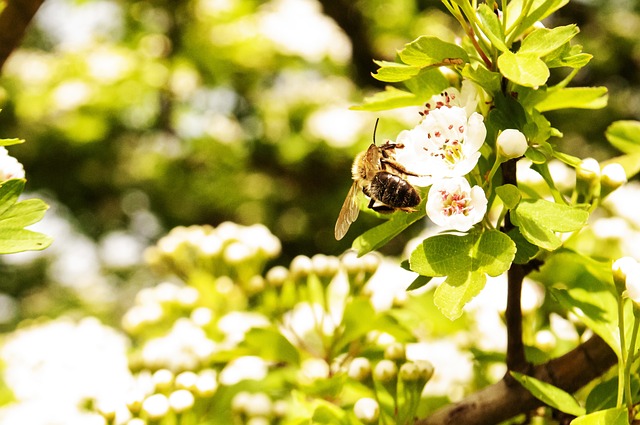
{"left": 2, "top": 1, "right": 640, "bottom": 425}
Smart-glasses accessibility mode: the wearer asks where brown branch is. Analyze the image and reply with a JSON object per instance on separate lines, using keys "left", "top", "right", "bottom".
{"left": 415, "top": 334, "right": 617, "bottom": 425}
{"left": 500, "top": 157, "right": 530, "bottom": 373}
{"left": 0, "top": 0, "right": 46, "bottom": 71}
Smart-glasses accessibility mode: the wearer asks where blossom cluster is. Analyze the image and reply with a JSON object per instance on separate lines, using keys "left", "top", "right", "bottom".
{"left": 388, "top": 81, "right": 528, "bottom": 232}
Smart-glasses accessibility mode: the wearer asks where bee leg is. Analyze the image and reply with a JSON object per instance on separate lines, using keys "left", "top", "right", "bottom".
{"left": 380, "top": 157, "right": 426, "bottom": 177}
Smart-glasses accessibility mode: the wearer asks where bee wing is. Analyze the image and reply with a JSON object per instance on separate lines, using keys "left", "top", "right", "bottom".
{"left": 334, "top": 183, "right": 360, "bottom": 240}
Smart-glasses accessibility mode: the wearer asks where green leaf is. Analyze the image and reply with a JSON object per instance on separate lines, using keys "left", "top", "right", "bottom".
{"left": 0, "top": 179, "right": 23, "bottom": 216}
{"left": 511, "top": 199, "right": 589, "bottom": 250}
{"left": 508, "top": 228, "right": 540, "bottom": 264}
{"left": 477, "top": 4, "right": 508, "bottom": 52}
{"left": 433, "top": 271, "right": 487, "bottom": 320}
{"left": 605, "top": 120, "right": 640, "bottom": 154}
{"left": 372, "top": 60, "right": 421, "bottom": 82}
{"left": 510, "top": 372, "right": 585, "bottom": 416}
{"left": 0, "top": 138, "right": 25, "bottom": 147}
{"left": 461, "top": 63, "right": 502, "bottom": 95}
{"left": 585, "top": 377, "right": 640, "bottom": 413}
{"left": 498, "top": 51, "right": 550, "bottom": 87}
{"left": 496, "top": 184, "right": 521, "bottom": 209}
{"left": 520, "top": 25, "right": 579, "bottom": 57}
{"left": 410, "top": 230, "right": 516, "bottom": 319}
{"left": 570, "top": 407, "right": 629, "bottom": 425}
{"left": 406, "top": 274, "right": 432, "bottom": 291}
{"left": 535, "top": 87, "right": 608, "bottom": 112}
{"left": 244, "top": 327, "right": 300, "bottom": 365}
{"left": 351, "top": 86, "right": 420, "bottom": 111}
{"left": 332, "top": 298, "right": 377, "bottom": 354}
{"left": 544, "top": 251, "right": 621, "bottom": 357}
{"left": 506, "top": 0, "right": 570, "bottom": 38}
{"left": 398, "top": 36, "right": 469, "bottom": 68}
{"left": 403, "top": 68, "right": 451, "bottom": 100}
{"left": 352, "top": 206, "right": 426, "bottom": 256}
{"left": 0, "top": 180, "right": 52, "bottom": 254}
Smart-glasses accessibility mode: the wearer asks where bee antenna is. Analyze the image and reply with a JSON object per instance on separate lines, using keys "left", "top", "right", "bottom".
{"left": 372, "top": 118, "right": 380, "bottom": 145}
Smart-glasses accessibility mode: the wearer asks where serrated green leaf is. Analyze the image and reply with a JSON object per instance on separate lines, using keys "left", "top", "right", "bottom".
{"left": 510, "top": 372, "right": 586, "bottom": 417}
{"left": 398, "top": 36, "right": 469, "bottom": 67}
{"left": 570, "top": 407, "right": 629, "bottom": 425}
{"left": 403, "top": 68, "right": 450, "bottom": 100}
{"left": 520, "top": 25, "right": 579, "bottom": 57}
{"left": 535, "top": 87, "right": 608, "bottom": 112}
{"left": 0, "top": 179, "right": 24, "bottom": 216}
{"left": 0, "top": 229, "right": 52, "bottom": 254}
{"left": 511, "top": 199, "right": 589, "bottom": 250}
{"left": 372, "top": 60, "right": 421, "bottom": 82}
{"left": 496, "top": 184, "right": 521, "bottom": 209}
{"left": 477, "top": 4, "right": 508, "bottom": 52}
{"left": 351, "top": 86, "right": 420, "bottom": 111}
{"left": 498, "top": 51, "right": 549, "bottom": 87}
{"left": 0, "top": 199, "right": 49, "bottom": 228}
{"left": 244, "top": 327, "right": 300, "bottom": 365}
{"left": 352, "top": 205, "right": 426, "bottom": 256}
{"left": 434, "top": 271, "right": 486, "bottom": 320}
{"left": 0, "top": 138, "right": 25, "bottom": 147}
{"left": 605, "top": 120, "right": 640, "bottom": 154}
{"left": 461, "top": 63, "right": 502, "bottom": 94}
{"left": 410, "top": 230, "right": 515, "bottom": 320}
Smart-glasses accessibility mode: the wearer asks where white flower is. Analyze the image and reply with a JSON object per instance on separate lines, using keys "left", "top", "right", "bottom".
{"left": 395, "top": 106, "right": 486, "bottom": 183}
{"left": 0, "top": 147, "right": 25, "bottom": 181}
{"left": 426, "top": 177, "right": 487, "bottom": 231}
{"left": 353, "top": 397, "right": 380, "bottom": 423}
{"left": 496, "top": 129, "right": 528, "bottom": 159}
{"left": 420, "top": 81, "right": 481, "bottom": 118}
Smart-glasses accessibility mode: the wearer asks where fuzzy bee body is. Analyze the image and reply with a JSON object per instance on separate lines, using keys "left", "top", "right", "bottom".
{"left": 334, "top": 141, "right": 422, "bottom": 240}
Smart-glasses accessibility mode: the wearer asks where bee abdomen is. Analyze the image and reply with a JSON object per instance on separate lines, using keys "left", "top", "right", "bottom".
{"left": 370, "top": 172, "right": 421, "bottom": 208}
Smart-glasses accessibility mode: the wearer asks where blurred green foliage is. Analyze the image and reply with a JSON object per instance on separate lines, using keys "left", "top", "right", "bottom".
{"left": 0, "top": 0, "right": 637, "bottom": 316}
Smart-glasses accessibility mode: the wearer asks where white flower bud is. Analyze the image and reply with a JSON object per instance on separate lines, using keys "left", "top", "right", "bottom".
{"left": 601, "top": 163, "right": 627, "bottom": 197}
{"left": 399, "top": 362, "right": 421, "bottom": 382}
{"left": 613, "top": 257, "right": 638, "bottom": 296}
{"left": 195, "top": 369, "right": 218, "bottom": 397}
{"left": 142, "top": 393, "right": 170, "bottom": 419}
{"left": 347, "top": 357, "right": 372, "bottom": 381}
{"left": 496, "top": 129, "right": 528, "bottom": 159}
{"left": 577, "top": 158, "right": 601, "bottom": 182}
{"left": 384, "top": 342, "right": 406, "bottom": 362}
{"left": 265, "top": 265, "right": 289, "bottom": 287}
{"left": 354, "top": 397, "right": 380, "bottom": 423}
{"left": 175, "top": 371, "right": 198, "bottom": 390}
{"left": 373, "top": 359, "right": 398, "bottom": 382}
{"left": 152, "top": 369, "right": 174, "bottom": 391}
{"left": 169, "top": 389, "right": 195, "bottom": 413}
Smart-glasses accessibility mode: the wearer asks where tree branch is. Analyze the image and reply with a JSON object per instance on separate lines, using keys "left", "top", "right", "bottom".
{"left": 0, "top": 0, "right": 46, "bottom": 71}
{"left": 415, "top": 334, "right": 617, "bottom": 425}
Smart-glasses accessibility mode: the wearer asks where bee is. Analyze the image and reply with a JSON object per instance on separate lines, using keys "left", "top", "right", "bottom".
{"left": 334, "top": 121, "right": 422, "bottom": 240}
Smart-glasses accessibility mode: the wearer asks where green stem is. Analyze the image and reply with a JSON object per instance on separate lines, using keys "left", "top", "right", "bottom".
{"left": 624, "top": 314, "right": 640, "bottom": 410}
{"left": 617, "top": 299, "right": 627, "bottom": 408}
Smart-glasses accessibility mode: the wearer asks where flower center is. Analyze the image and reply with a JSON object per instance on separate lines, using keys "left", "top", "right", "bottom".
{"left": 425, "top": 123, "right": 467, "bottom": 165}
{"left": 439, "top": 190, "right": 472, "bottom": 216}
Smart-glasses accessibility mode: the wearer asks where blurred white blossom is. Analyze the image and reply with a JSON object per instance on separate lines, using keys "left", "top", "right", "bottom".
{"left": 0, "top": 147, "right": 25, "bottom": 181}
{"left": 0, "top": 317, "right": 132, "bottom": 424}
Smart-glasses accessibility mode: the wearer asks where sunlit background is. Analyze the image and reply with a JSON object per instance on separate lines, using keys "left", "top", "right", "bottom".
{"left": 0, "top": 0, "right": 638, "bottom": 423}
